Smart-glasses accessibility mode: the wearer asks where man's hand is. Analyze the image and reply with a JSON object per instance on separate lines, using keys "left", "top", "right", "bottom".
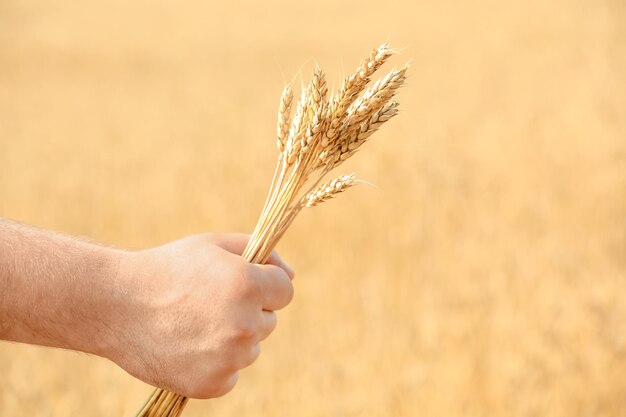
{"left": 108, "top": 234, "right": 295, "bottom": 398}
{"left": 0, "top": 220, "right": 295, "bottom": 400}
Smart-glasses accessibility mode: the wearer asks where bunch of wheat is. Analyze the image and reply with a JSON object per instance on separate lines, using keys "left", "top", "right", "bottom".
{"left": 136, "top": 43, "right": 407, "bottom": 417}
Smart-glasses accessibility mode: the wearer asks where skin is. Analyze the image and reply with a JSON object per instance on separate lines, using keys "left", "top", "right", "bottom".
{"left": 0, "top": 219, "right": 295, "bottom": 399}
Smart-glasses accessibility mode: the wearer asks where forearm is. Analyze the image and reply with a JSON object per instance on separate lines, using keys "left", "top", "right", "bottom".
{"left": 0, "top": 219, "right": 122, "bottom": 356}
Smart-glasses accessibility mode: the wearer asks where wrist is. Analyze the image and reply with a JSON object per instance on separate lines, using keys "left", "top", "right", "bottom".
{"left": 28, "top": 241, "right": 127, "bottom": 359}
{"left": 81, "top": 247, "right": 130, "bottom": 360}
{"left": 35, "top": 243, "right": 127, "bottom": 358}
{"left": 91, "top": 248, "right": 157, "bottom": 364}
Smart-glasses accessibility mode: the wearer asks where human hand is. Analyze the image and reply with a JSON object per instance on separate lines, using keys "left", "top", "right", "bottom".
{"left": 102, "top": 233, "right": 294, "bottom": 399}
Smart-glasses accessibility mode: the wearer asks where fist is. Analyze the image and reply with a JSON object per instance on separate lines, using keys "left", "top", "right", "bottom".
{"left": 105, "top": 233, "right": 294, "bottom": 398}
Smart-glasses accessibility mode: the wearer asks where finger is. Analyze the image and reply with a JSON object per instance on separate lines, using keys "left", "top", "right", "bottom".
{"left": 212, "top": 233, "right": 251, "bottom": 255}
{"left": 218, "top": 372, "right": 239, "bottom": 397}
{"left": 196, "top": 371, "right": 239, "bottom": 399}
{"left": 265, "top": 250, "right": 295, "bottom": 280}
{"left": 212, "top": 234, "right": 295, "bottom": 279}
{"left": 258, "top": 310, "right": 277, "bottom": 341}
{"left": 253, "top": 264, "right": 294, "bottom": 311}
{"left": 240, "top": 343, "right": 261, "bottom": 369}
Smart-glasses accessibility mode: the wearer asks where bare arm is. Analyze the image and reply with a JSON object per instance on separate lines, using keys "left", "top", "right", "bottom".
{"left": 0, "top": 219, "right": 121, "bottom": 355}
{"left": 0, "top": 219, "right": 295, "bottom": 398}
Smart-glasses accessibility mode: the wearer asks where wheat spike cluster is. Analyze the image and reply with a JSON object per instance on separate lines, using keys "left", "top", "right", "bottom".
{"left": 136, "top": 42, "right": 407, "bottom": 417}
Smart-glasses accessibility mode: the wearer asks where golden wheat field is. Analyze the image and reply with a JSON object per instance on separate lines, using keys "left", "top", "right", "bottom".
{"left": 1, "top": 0, "right": 625, "bottom": 416}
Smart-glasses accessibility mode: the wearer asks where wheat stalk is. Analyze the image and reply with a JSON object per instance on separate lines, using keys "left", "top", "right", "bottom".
{"left": 135, "top": 42, "right": 407, "bottom": 417}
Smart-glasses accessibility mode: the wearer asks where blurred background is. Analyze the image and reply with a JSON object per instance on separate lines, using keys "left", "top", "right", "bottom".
{"left": 1, "top": 0, "right": 625, "bottom": 416}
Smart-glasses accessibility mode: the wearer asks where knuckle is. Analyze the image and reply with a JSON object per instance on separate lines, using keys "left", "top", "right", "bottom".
{"left": 210, "top": 373, "right": 239, "bottom": 398}
{"left": 199, "top": 232, "right": 218, "bottom": 245}
{"left": 191, "top": 381, "right": 222, "bottom": 399}
{"left": 224, "top": 262, "right": 253, "bottom": 296}
{"left": 272, "top": 273, "right": 294, "bottom": 308}
{"left": 232, "top": 260, "right": 252, "bottom": 282}
{"left": 249, "top": 343, "right": 261, "bottom": 363}
{"left": 284, "top": 280, "right": 295, "bottom": 304}
{"left": 233, "top": 319, "right": 258, "bottom": 340}
{"left": 189, "top": 370, "right": 239, "bottom": 399}
{"left": 267, "top": 267, "right": 293, "bottom": 296}
{"left": 213, "top": 353, "right": 240, "bottom": 376}
{"left": 268, "top": 313, "right": 278, "bottom": 332}
{"left": 183, "top": 379, "right": 214, "bottom": 399}
{"left": 259, "top": 313, "right": 277, "bottom": 341}
{"left": 236, "top": 343, "right": 261, "bottom": 369}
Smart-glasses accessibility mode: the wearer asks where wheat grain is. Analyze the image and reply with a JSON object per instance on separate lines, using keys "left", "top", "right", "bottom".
{"left": 285, "top": 84, "right": 309, "bottom": 164}
{"left": 335, "top": 101, "right": 400, "bottom": 162}
{"left": 302, "top": 174, "right": 355, "bottom": 207}
{"left": 277, "top": 85, "right": 293, "bottom": 152}
{"left": 345, "top": 65, "right": 407, "bottom": 127}
{"left": 322, "top": 43, "right": 393, "bottom": 149}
